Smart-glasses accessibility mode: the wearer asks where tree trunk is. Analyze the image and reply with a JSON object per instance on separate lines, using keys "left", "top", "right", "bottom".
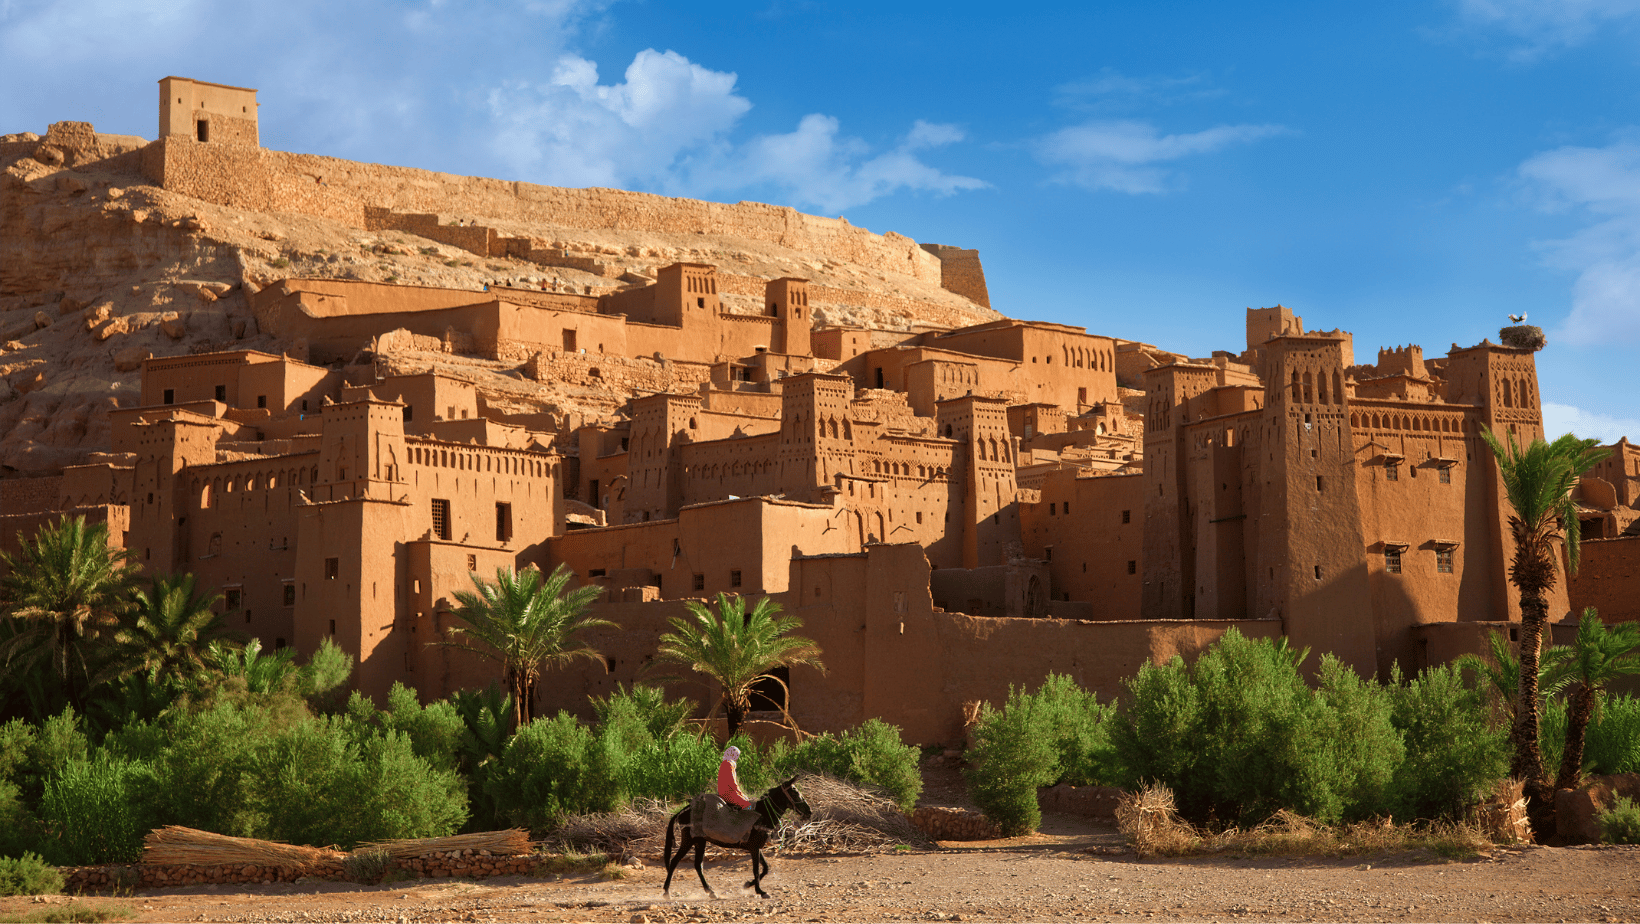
{"left": 510, "top": 667, "right": 530, "bottom": 730}
{"left": 1511, "top": 590, "right": 1548, "bottom": 785}
{"left": 1512, "top": 589, "right": 1556, "bottom": 839}
{"left": 725, "top": 700, "right": 747, "bottom": 739}
{"left": 1556, "top": 685, "right": 1595, "bottom": 791}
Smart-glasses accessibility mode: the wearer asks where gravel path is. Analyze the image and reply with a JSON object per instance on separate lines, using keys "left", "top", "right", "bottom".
{"left": 11, "top": 819, "right": 1638, "bottom": 923}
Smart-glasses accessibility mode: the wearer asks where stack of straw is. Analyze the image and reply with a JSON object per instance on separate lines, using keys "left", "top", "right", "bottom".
{"left": 142, "top": 826, "right": 344, "bottom": 869}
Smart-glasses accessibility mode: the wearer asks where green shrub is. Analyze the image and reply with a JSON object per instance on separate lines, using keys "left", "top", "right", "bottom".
{"left": 591, "top": 684, "right": 694, "bottom": 742}
{"left": 773, "top": 719, "right": 924, "bottom": 811}
{"left": 1113, "top": 632, "right": 1408, "bottom": 826}
{"left": 0, "top": 780, "right": 40, "bottom": 859}
{"left": 620, "top": 733, "right": 719, "bottom": 803}
{"left": 36, "top": 755, "right": 152, "bottom": 865}
{"left": 1386, "top": 663, "right": 1507, "bottom": 821}
{"left": 486, "top": 712, "right": 620, "bottom": 830}
{"left": 244, "top": 718, "right": 466, "bottom": 848}
{"left": 0, "top": 852, "right": 62, "bottom": 896}
{"left": 1540, "top": 695, "right": 1567, "bottom": 779}
{"left": 342, "top": 848, "right": 393, "bottom": 884}
{"left": 21, "top": 711, "right": 88, "bottom": 804}
{"left": 1314, "top": 656, "right": 1403, "bottom": 821}
{"left": 0, "top": 719, "right": 35, "bottom": 785}
{"left": 1599, "top": 795, "right": 1640, "bottom": 845}
{"left": 1033, "top": 673, "right": 1118, "bottom": 787}
{"left": 1584, "top": 694, "right": 1640, "bottom": 775}
{"left": 964, "top": 687, "right": 1061, "bottom": 835}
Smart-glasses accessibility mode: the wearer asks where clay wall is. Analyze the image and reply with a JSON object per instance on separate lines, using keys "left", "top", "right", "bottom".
{"left": 143, "top": 138, "right": 943, "bottom": 284}
{"left": 0, "top": 505, "right": 127, "bottom": 567}
{"left": 548, "top": 496, "right": 852, "bottom": 600}
{"left": 927, "top": 322, "right": 1120, "bottom": 413}
{"left": 784, "top": 543, "right": 1281, "bottom": 744}
{"left": 159, "top": 77, "right": 258, "bottom": 145}
{"left": 1569, "top": 537, "right": 1640, "bottom": 625}
{"left": 0, "top": 476, "right": 63, "bottom": 515}
{"left": 1020, "top": 471, "right": 1144, "bottom": 618}
{"left": 812, "top": 328, "right": 872, "bottom": 362}
{"left": 919, "top": 243, "right": 992, "bottom": 308}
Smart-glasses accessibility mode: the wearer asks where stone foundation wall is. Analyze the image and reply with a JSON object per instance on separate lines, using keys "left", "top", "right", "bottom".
{"left": 523, "top": 349, "right": 713, "bottom": 392}
{"left": 62, "top": 850, "right": 542, "bottom": 893}
{"left": 0, "top": 475, "right": 62, "bottom": 514}
{"left": 909, "top": 806, "right": 1001, "bottom": 841}
{"left": 919, "top": 244, "right": 991, "bottom": 309}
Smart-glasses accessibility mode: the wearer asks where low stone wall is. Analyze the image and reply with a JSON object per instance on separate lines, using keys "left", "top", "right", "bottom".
{"left": 909, "top": 806, "right": 1001, "bottom": 841}
{"left": 63, "top": 850, "right": 542, "bottom": 893}
{"left": 1037, "top": 784, "right": 1123, "bottom": 821}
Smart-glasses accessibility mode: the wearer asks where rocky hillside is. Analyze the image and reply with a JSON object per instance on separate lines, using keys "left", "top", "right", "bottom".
{"left": 0, "top": 123, "right": 999, "bottom": 475}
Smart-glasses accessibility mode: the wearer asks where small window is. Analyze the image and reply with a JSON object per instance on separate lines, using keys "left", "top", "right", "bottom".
{"left": 197, "top": 119, "right": 209, "bottom": 142}
{"left": 588, "top": 568, "right": 606, "bottom": 578}
{"left": 1437, "top": 548, "right": 1455, "bottom": 574}
{"left": 1440, "top": 467, "right": 1451, "bottom": 484}
{"left": 301, "top": 399, "right": 309, "bottom": 412}
{"left": 1316, "top": 475, "right": 1324, "bottom": 492}
{"left": 1122, "top": 509, "right": 1131, "bottom": 524}
{"left": 692, "top": 573, "right": 705, "bottom": 592}
{"left": 1045, "top": 546, "right": 1053, "bottom": 561}
{"left": 404, "top": 405, "right": 413, "bottom": 422}
{"left": 1385, "top": 463, "right": 1399, "bottom": 482}
{"left": 495, "top": 502, "right": 513, "bottom": 542}
{"left": 1049, "top": 503, "right": 1056, "bottom": 515}
{"left": 466, "top": 554, "right": 477, "bottom": 571}
{"left": 1386, "top": 550, "right": 1403, "bottom": 574}
{"left": 1314, "top": 564, "right": 1323, "bottom": 580}
{"left": 730, "top": 569, "right": 743, "bottom": 588}
{"left": 328, "top": 619, "right": 336, "bottom": 636}
{"left": 283, "top": 584, "right": 296, "bottom": 606}
{"left": 1063, "top": 502, "right": 1070, "bottom": 515}
{"left": 431, "top": 498, "right": 451, "bottom": 540}
{"left": 916, "top": 511, "right": 923, "bottom": 524}
{"left": 275, "top": 637, "right": 287, "bottom": 649}
{"left": 225, "top": 589, "right": 241, "bottom": 610}
{"left": 325, "top": 557, "right": 339, "bottom": 580}
{"left": 163, "top": 388, "right": 175, "bottom": 405}
{"left": 215, "top": 385, "right": 226, "bottom": 402}
{"left": 1127, "top": 560, "right": 1137, "bottom": 575}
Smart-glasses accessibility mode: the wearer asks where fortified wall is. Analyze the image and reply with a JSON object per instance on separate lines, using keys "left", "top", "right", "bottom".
{"left": 140, "top": 138, "right": 944, "bottom": 285}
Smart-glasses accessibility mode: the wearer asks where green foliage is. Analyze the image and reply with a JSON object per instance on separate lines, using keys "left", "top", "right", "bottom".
{"left": 591, "top": 684, "right": 694, "bottom": 742}
{"left": 1110, "top": 632, "right": 1432, "bottom": 826}
{"left": 1598, "top": 796, "right": 1640, "bottom": 845}
{"left": 294, "top": 638, "right": 354, "bottom": 712}
{"left": 1539, "top": 696, "right": 1567, "bottom": 778}
{"left": 654, "top": 592, "right": 822, "bottom": 736}
{"left": 0, "top": 852, "right": 62, "bottom": 897}
{"left": 107, "top": 573, "right": 227, "bottom": 684}
{"left": 449, "top": 686, "right": 514, "bottom": 830}
{"left": 1584, "top": 694, "right": 1640, "bottom": 775}
{"left": 1387, "top": 663, "right": 1508, "bottom": 821}
{"left": 617, "top": 733, "right": 719, "bottom": 804}
{"left": 0, "top": 720, "right": 36, "bottom": 785}
{"left": 964, "top": 687, "right": 1059, "bottom": 836}
{"left": 0, "top": 781, "right": 39, "bottom": 859}
{"left": 774, "top": 721, "right": 923, "bottom": 809}
{"left": 35, "top": 755, "right": 151, "bottom": 865}
{"left": 443, "top": 565, "right": 611, "bottom": 726}
{"left": 376, "top": 683, "right": 466, "bottom": 774}
{"left": 485, "top": 712, "right": 620, "bottom": 831}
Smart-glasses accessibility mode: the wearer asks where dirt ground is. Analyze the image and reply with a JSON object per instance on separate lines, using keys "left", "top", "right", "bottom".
{"left": 9, "top": 815, "right": 1640, "bottom": 924}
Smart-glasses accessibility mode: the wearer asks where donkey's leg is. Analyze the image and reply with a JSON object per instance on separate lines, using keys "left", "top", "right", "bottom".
{"left": 748, "top": 848, "right": 770, "bottom": 898}
{"left": 692, "top": 839, "right": 715, "bottom": 898}
{"left": 662, "top": 816, "right": 685, "bottom": 898}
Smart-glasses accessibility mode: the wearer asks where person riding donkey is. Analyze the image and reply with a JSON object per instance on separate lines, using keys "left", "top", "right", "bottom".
{"left": 695, "top": 745, "right": 762, "bottom": 843}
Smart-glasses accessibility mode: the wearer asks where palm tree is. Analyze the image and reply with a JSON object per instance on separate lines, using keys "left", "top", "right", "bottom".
{"left": 441, "top": 564, "right": 611, "bottom": 727}
{"left": 1542, "top": 609, "right": 1640, "bottom": 790}
{"left": 204, "top": 637, "right": 300, "bottom": 693}
{"left": 0, "top": 516, "right": 139, "bottom": 711}
{"left": 1455, "top": 628, "right": 1572, "bottom": 721}
{"left": 109, "top": 573, "right": 230, "bottom": 683}
{"left": 654, "top": 592, "right": 823, "bottom": 737}
{"left": 1480, "top": 429, "right": 1609, "bottom": 793}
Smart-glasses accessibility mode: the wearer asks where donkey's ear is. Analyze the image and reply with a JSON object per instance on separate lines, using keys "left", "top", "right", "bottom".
{"left": 784, "top": 775, "right": 799, "bottom": 786}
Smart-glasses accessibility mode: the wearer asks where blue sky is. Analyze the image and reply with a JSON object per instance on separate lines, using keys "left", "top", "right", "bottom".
{"left": 3, "top": 0, "right": 1638, "bottom": 441}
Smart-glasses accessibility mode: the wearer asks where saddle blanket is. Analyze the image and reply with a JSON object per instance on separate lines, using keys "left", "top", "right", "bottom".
{"left": 690, "top": 793, "right": 762, "bottom": 844}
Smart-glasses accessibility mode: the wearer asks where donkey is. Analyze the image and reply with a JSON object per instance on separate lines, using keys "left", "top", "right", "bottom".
{"left": 662, "top": 776, "right": 812, "bottom": 899}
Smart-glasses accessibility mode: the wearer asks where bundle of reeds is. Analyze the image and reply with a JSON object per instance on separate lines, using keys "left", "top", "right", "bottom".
{"left": 355, "top": 829, "right": 533, "bottom": 859}
{"left": 142, "top": 826, "right": 344, "bottom": 869}
{"left": 1114, "top": 784, "right": 1198, "bottom": 857}
{"left": 784, "top": 773, "right": 929, "bottom": 850}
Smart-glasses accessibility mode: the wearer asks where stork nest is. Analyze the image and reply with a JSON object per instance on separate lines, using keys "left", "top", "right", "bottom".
{"left": 1500, "top": 325, "right": 1547, "bottom": 351}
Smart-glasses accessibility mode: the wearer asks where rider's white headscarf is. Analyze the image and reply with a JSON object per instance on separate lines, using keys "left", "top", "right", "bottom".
{"left": 722, "top": 745, "right": 741, "bottom": 762}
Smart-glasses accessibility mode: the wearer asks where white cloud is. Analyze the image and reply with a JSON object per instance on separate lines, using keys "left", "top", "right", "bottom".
{"left": 1518, "top": 137, "right": 1640, "bottom": 346}
{"left": 707, "top": 116, "right": 988, "bottom": 214}
{"left": 1033, "top": 120, "right": 1289, "bottom": 194}
{"left": 1543, "top": 401, "right": 1640, "bottom": 442}
{"left": 489, "top": 51, "right": 985, "bottom": 212}
{"left": 1453, "top": 0, "right": 1640, "bottom": 59}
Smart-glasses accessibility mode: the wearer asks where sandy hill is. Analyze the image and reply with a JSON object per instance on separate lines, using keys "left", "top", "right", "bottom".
{"left": 0, "top": 121, "right": 1000, "bottom": 475}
